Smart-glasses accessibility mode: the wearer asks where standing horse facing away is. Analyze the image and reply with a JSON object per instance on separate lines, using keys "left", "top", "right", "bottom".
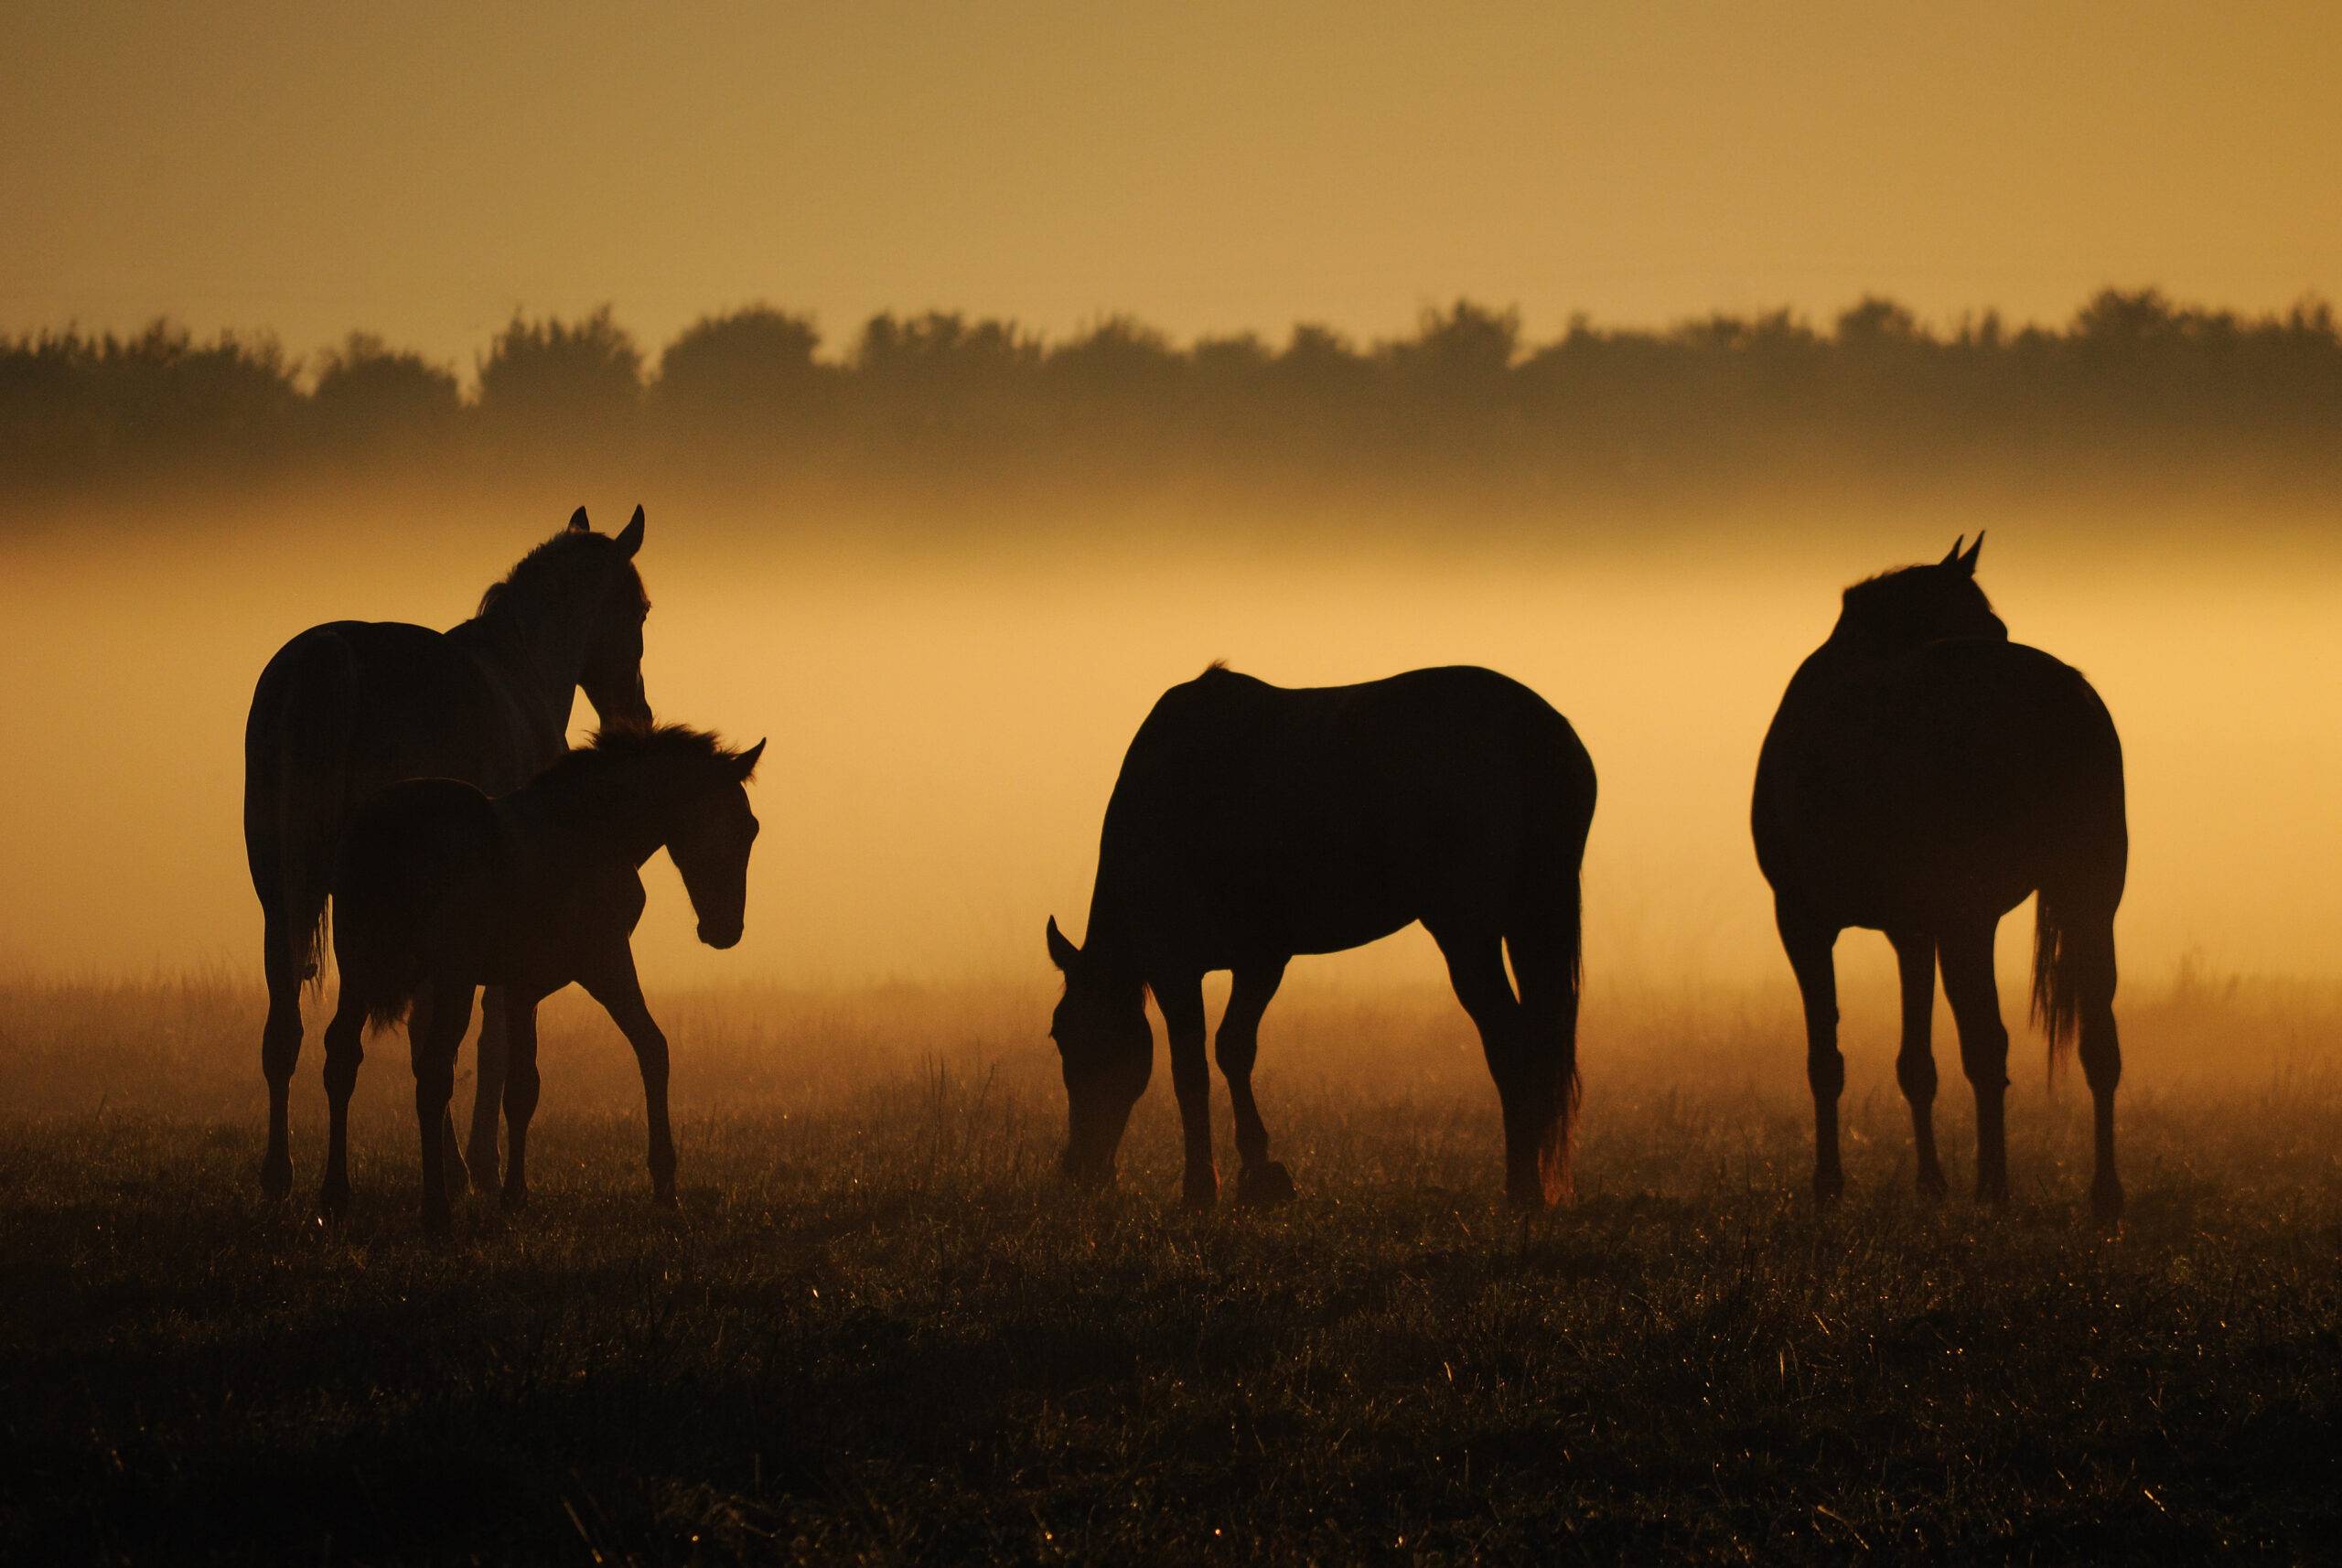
{"left": 1754, "top": 537, "right": 2128, "bottom": 1220}
{"left": 322, "top": 724, "right": 764, "bottom": 1232}
{"left": 1047, "top": 664, "right": 1596, "bottom": 1210}
{"left": 244, "top": 506, "right": 654, "bottom": 1202}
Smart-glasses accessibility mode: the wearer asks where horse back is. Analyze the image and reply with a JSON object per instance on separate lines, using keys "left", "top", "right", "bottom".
{"left": 1102, "top": 666, "right": 1594, "bottom": 956}
{"left": 1756, "top": 638, "right": 2124, "bottom": 924}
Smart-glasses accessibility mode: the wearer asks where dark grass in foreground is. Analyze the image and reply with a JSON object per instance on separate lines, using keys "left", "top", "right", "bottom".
{"left": 1, "top": 976, "right": 2337, "bottom": 1563}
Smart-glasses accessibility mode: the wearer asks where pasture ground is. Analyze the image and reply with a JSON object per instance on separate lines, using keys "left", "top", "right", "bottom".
{"left": 2, "top": 971, "right": 2337, "bottom": 1564}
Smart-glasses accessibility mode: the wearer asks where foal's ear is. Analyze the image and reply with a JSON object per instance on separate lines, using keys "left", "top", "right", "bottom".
{"left": 569, "top": 506, "right": 592, "bottom": 532}
{"left": 1046, "top": 916, "right": 1080, "bottom": 972}
{"left": 1939, "top": 535, "right": 1966, "bottom": 567}
{"left": 733, "top": 738, "right": 767, "bottom": 780}
{"left": 1959, "top": 531, "right": 1985, "bottom": 574}
{"left": 615, "top": 505, "right": 646, "bottom": 558}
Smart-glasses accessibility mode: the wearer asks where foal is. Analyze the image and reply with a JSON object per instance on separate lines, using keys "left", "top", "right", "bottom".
{"left": 322, "top": 724, "right": 764, "bottom": 1231}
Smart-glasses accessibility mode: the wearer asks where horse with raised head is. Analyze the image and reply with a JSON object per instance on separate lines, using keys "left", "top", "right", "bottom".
{"left": 1047, "top": 663, "right": 1596, "bottom": 1210}
{"left": 1754, "top": 536, "right": 2129, "bottom": 1219}
{"left": 244, "top": 506, "right": 654, "bottom": 1203}
{"left": 322, "top": 723, "right": 764, "bottom": 1232}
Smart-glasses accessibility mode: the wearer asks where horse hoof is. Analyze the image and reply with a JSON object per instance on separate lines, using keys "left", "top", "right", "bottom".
{"left": 1812, "top": 1172, "right": 1844, "bottom": 1209}
{"left": 2092, "top": 1183, "right": 2125, "bottom": 1227}
{"left": 317, "top": 1183, "right": 349, "bottom": 1222}
{"left": 1181, "top": 1172, "right": 1220, "bottom": 1211}
{"left": 1237, "top": 1162, "right": 1298, "bottom": 1206}
{"left": 1917, "top": 1168, "right": 1949, "bottom": 1202}
{"left": 501, "top": 1185, "right": 530, "bottom": 1215}
{"left": 260, "top": 1157, "right": 293, "bottom": 1202}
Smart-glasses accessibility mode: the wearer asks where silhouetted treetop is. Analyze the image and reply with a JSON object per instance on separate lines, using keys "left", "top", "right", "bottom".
{"left": 7, "top": 288, "right": 2342, "bottom": 497}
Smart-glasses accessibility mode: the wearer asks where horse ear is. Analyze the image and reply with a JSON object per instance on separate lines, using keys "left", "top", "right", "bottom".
{"left": 734, "top": 738, "right": 767, "bottom": 780}
{"left": 1960, "top": 531, "right": 1985, "bottom": 574}
{"left": 615, "top": 505, "right": 645, "bottom": 558}
{"left": 568, "top": 506, "right": 591, "bottom": 532}
{"left": 1940, "top": 535, "right": 1965, "bottom": 567}
{"left": 1046, "top": 916, "right": 1080, "bottom": 972}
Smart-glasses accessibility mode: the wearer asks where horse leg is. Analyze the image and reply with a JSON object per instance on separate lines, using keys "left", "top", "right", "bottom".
{"left": 1156, "top": 972, "right": 1218, "bottom": 1210}
{"left": 258, "top": 909, "right": 304, "bottom": 1200}
{"left": 317, "top": 995, "right": 365, "bottom": 1219}
{"left": 1939, "top": 920, "right": 2011, "bottom": 1208}
{"left": 1431, "top": 922, "right": 1549, "bottom": 1209}
{"left": 463, "top": 986, "right": 511, "bottom": 1191}
{"left": 579, "top": 948, "right": 678, "bottom": 1206}
{"left": 1888, "top": 928, "right": 1947, "bottom": 1199}
{"left": 2071, "top": 919, "right": 2123, "bottom": 1224}
{"left": 1777, "top": 903, "right": 1844, "bottom": 1208}
{"left": 499, "top": 991, "right": 542, "bottom": 1213}
{"left": 411, "top": 980, "right": 474, "bottom": 1236}
{"left": 1217, "top": 960, "right": 1293, "bottom": 1205}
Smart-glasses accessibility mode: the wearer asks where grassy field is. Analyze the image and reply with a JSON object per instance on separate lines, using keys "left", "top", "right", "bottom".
{"left": 2, "top": 969, "right": 2337, "bottom": 1563}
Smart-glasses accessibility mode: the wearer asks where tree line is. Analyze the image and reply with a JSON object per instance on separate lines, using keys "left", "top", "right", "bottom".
{"left": 6, "top": 290, "right": 2340, "bottom": 496}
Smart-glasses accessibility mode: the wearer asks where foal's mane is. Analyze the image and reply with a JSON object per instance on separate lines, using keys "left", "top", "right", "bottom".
{"left": 534, "top": 722, "right": 757, "bottom": 790}
{"left": 476, "top": 531, "right": 650, "bottom": 620}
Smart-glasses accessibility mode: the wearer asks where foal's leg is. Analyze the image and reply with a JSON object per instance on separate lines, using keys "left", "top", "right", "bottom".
{"left": 1430, "top": 922, "right": 1550, "bottom": 1209}
{"left": 258, "top": 909, "right": 304, "bottom": 1200}
{"left": 1777, "top": 903, "right": 1844, "bottom": 1207}
{"left": 462, "top": 987, "right": 511, "bottom": 1192}
{"left": 1218, "top": 960, "right": 1295, "bottom": 1205}
{"left": 1938, "top": 920, "right": 2011, "bottom": 1208}
{"left": 317, "top": 994, "right": 366, "bottom": 1219}
{"left": 1887, "top": 928, "right": 1948, "bottom": 1200}
{"left": 579, "top": 948, "right": 678, "bottom": 1205}
{"left": 411, "top": 981, "right": 476, "bottom": 1235}
{"left": 1155, "top": 972, "right": 1218, "bottom": 1209}
{"left": 499, "top": 991, "right": 543, "bottom": 1213}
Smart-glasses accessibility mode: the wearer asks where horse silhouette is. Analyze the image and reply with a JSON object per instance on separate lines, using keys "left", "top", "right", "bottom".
{"left": 321, "top": 724, "right": 764, "bottom": 1232}
{"left": 1047, "top": 663, "right": 1596, "bottom": 1209}
{"left": 243, "top": 506, "right": 653, "bottom": 1204}
{"left": 1754, "top": 537, "right": 2128, "bottom": 1219}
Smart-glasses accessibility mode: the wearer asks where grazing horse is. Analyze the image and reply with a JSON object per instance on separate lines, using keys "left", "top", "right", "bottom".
{"left": 1047, "top": 663, "right": 1596, "bottom": 1209}
{"left": 244, "top": 506, "right": 654, "bottom": 1202}
{"left": 321, "top": 724, "right": 764, "bottom": 1232}
{"left": 1753, "top": 537, "right": 2129, "bottom": 1219}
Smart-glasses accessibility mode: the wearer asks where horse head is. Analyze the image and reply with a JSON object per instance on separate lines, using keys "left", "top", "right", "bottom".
{"left": 662, "top": 736, "right": 766, "bottom": 950}
{"left": 1830, "top": 533, "right": 2007, "bottom": 657}
{"left": 570, "top": 505, "right": 654, "bottom": 728}
{"left": 1044, "top": 916, "right": 1153, "bottom": 1187}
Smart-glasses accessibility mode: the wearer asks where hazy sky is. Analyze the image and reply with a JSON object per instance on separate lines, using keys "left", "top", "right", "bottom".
{"left": 6, "top": 1, "right": 2339, "bottom": 367}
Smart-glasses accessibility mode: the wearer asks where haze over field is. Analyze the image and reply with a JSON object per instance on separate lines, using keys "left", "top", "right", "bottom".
{"left": 5, "top": 489, "right": 2337, "bottom": 993}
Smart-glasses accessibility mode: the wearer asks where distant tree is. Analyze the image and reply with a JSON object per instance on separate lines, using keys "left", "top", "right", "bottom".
{"left": 652, "top": 306, "right": 830, "bottom": 435}
{"left": 1381, "top": 299, "right": 1520, "bottom": 394}
{"left": 309, "top": 333, "right": 460, "bottom": 446}
{"left": 475, "top": 306, "right": 641, "bottom": 435}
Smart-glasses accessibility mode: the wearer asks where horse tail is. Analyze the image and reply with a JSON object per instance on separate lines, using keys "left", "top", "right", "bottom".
{"left": 1503, "top": 710, "right": 1597, "bottom": 1202}
{"left": 246, "top": 630, "right": 360, "bottom": 993}
{"left": 2031, "top": 694, "right": 2127, "bottom": 1074}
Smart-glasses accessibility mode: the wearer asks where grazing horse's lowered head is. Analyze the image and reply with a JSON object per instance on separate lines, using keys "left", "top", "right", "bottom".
{"left": 1827, "top": 533, "right": 2007, "bottom": 658}
{"left": 1045, "top": 916, "right": 1153, "bottom": 1187}
{"left": 478, "top": 504, "right": 657, "bottom": 729}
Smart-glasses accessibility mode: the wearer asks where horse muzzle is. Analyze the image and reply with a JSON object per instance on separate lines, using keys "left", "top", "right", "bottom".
{"left": 698, "top": 920, "right": 743, "bottom": 950}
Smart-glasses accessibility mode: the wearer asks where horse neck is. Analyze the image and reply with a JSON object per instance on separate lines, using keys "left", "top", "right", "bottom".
{"left": 456, "top": 589, "right": 595, "bottom": 728}
{"left": 535, "top": 759, "right": 680, "bottom": 869}
{"left": 1076, "top": 865, "right": 1151, "bottom": 993}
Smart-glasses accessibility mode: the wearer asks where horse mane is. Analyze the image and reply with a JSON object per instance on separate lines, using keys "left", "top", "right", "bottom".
{"left": 476, "top": 531, "right": 650, "bottom": 619}
{"left": 1832, "top": 562, "right": 2004, "bottom": 653}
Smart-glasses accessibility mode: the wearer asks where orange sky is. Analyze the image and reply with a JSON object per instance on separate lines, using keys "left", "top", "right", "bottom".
{"left": 5, "top": 2, "right": 2338, "bottom": 367}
